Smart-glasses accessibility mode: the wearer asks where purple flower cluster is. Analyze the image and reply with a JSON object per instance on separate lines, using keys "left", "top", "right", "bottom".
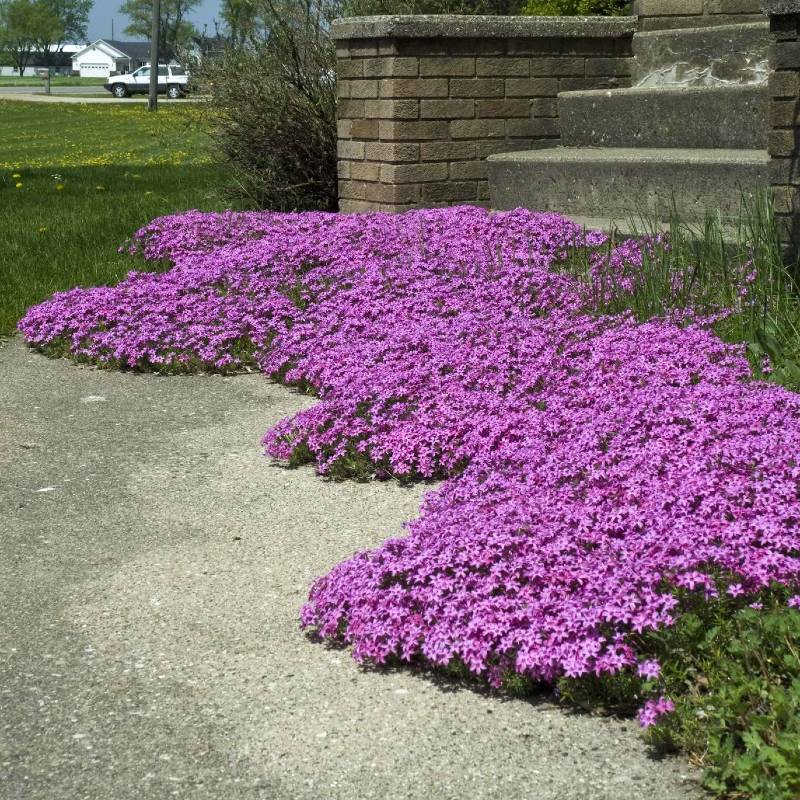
{"left": 19, "top": 207, "right": 800, "bottom": 709}
{"left": 638, "top": 697, "right": 675, "bottom": 728}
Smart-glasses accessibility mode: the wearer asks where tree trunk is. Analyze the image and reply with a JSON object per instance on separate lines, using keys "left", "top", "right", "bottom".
{"left": 149, "top": 0, "right": 161, "bottom": 111}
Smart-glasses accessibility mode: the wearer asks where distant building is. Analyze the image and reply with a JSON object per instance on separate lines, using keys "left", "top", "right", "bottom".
{"left": 70, "top": 40, "right": 161, "bottom": 78}
{"left": 0, "top": 38, "right": 188, "bottom": 79}
{"left": 0, "top": 44, "right": 84, "bottom": 77}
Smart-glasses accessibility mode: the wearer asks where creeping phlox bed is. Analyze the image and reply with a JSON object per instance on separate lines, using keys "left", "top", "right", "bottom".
{"left": 20, "top": 207, "right": 800, "bottom": 726}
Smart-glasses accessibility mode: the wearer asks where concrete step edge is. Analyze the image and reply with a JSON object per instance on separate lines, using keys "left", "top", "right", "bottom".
{"left": 633, "top": 21, "right": 768, "bottom": 41}
{"left": 562, "top": 215, "right": 741, "bottom": 241}
{"left": 486, "top": 148, "right": 770, "bottom": 166}
{"left": 558, "top": 84, "right": 766, "bottom": 100}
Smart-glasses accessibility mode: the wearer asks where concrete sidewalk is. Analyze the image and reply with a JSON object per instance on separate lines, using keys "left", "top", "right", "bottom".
{"left": 0, "top": 337, "right": 701, "bottom": 800}
{"left": 0, "top": 90, "right": 139, "bottom": 103}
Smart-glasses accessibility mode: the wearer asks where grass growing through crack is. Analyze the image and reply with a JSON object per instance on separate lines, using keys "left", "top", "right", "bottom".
{"left": 560, "top": 192, "right": 800, "bottom": 390}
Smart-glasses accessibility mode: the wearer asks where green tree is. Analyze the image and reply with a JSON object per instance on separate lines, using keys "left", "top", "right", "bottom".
{"left": 119, "top": 0, "right": 200, "bottom": 55}
{"left": 219, "top": 0, "right": 258, "bottom": 46}
{"left": 0, "top": 0, "right": 63, "bottom": 75}
{"left": 33, "top": 0, "right": 92, "bottom": 67}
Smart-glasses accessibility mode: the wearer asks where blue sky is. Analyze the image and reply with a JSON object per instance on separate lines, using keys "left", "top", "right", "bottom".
{"left": 88, "top": 0, "right": 223, "bottom": 42}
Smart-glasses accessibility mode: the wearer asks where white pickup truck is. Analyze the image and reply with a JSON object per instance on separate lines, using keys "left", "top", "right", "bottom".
{"left": 104, "top": 64, "right": 189, "bottom": 99}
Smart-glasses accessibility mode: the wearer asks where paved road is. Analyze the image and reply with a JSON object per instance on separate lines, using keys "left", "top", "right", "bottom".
{"left": 0, "top": 337, "right": 702, "bottom": 800}
{"left": 0, "top": 87, "right": 198, "bottom": 103}
{"left": 0, "top": 85, "right": 102, "bottom": 95}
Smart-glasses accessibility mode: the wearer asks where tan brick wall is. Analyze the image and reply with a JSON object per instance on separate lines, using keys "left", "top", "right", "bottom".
{"left": 765, "top": 7, "right": 800, "bottom": 255}
{"left": 336, "top": 32, "right": 634, "bottom": 213}
{"left": 634, "top": 0, "right": 765, "bottom": 30}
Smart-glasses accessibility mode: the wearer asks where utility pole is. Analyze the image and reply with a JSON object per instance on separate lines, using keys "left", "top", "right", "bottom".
{"left": 148, "top": 0, "right": 161, "bottom": 112}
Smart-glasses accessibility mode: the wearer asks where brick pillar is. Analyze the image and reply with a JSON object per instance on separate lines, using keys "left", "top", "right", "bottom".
{"left": 763, "top": 1, "right": 800, "bottom": 257}
{"left": 333, "top": 15, "right": 636, "bottom": 214}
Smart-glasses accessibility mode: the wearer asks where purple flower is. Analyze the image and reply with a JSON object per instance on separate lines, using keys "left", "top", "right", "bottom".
{"left": 638, "top": 696, "right": 675, "bottom": 728}
{"left": 18, "top": 206, "right": 800, "bottom": 692}
{"left": 637, "top": 660, "right": 661, "bottom": 680}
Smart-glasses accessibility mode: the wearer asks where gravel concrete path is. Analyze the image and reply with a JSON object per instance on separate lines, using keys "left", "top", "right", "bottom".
{"left": 0, "top": 337, "right": 703, "bottom": 800}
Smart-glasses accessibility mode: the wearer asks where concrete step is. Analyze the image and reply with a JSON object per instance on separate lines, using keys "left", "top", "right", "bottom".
{"left": 559, "top": 85, "right": 767, "bottom": 149}
{"left": 564, "top": 215, "right": 741, "bottom": 244}
{"left": 632, "top": 22, "right": 769, "bottom": 87}
{"left": 487, "top": 147, "right": 770, "bottom": 224}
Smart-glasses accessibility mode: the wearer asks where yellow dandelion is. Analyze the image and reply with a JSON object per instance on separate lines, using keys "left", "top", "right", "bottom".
{"left": 55, "top": 184, "right": 64, "bottom": 191}
{"left": 15, "top": 182, "right": 23, "bottom": 189}
{"left": 12, "top": 172, "right": 21, "bottom": 179}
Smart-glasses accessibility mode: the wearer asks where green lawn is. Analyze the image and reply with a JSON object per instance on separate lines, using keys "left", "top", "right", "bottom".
{"left": 0, "top": 99, "right": 233, "bottom": 335}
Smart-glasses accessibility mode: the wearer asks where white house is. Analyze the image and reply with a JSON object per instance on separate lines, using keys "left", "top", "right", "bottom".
{"left": 71, "top": 40, "right": 153, "bottom": 78}
{"left": 0, "top": 43, "right": 85, "bottom": 77}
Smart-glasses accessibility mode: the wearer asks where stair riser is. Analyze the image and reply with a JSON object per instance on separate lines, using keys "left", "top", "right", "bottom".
{"left": 559, "top": 87, "right": 767, "bottom": 149}
{"left": 488, "top": 157, "right": 770, "bottom": 223}
{"left": 632, "top": 23, "right": 770, "bottom": 87}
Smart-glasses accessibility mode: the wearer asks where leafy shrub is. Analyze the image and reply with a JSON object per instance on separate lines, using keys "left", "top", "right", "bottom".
{"left": 557, "top": 584, "right": 800, "bottom": 799}
{"left": 194, "top": 0, "right": 339, "bottom": 211}
{"left": 653, "top": 598, "right": 800, "bottom": 799}
{"left": 523, "top": 0, "right": 630, "bottom": 15}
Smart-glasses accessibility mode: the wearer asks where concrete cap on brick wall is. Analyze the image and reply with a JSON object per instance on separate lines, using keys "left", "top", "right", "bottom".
{"left": 761, "top": 0, "right": 800, "bottom": 13}
{"left": 332, "top": 14, "right": 638, "bottom": 41}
